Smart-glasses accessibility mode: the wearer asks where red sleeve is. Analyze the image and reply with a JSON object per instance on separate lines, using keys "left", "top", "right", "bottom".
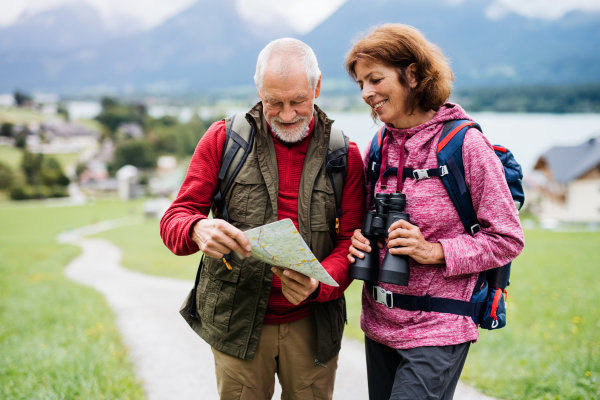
{"left": 159, "top": 120, "right": 226, "bottom": 255}
{"left": 314, "top": 141, "right": 366, "bottom": 302}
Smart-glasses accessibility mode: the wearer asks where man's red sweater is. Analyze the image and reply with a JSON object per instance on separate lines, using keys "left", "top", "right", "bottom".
{"left": 160, "top": 117, "right": 365, "bottom": 324}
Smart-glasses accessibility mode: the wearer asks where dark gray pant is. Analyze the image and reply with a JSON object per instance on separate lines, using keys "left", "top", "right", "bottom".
{"left": 365, "top": 336, "right": 470, "bottom": 400}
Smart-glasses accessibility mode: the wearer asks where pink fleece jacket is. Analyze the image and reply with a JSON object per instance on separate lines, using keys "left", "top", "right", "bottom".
{"left": 361, "top": 103, "right": 525, "bottom": 349}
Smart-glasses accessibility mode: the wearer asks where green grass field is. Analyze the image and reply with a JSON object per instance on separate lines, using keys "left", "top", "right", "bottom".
{"left": 0, "top": 146, "right": 24, "bottom": 170}
{"left": 98, "top": 223, "right": 600, "bottom": 399}
{"left": 0, "top": 200, "right": 145, "bottom": 399}
{"left": 462, "top": 230, "right": 600, "bottom": 400}
{"left": 93, "top": 219, "right": 198, "bottom": 280}
{"left": 0, "top": 106, "right": 64, "bottom": 125}
{"left": 0, "top": 146, "right": 81, "bottom": 171}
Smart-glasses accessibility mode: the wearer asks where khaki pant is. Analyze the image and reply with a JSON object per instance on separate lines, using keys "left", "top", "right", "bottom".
{"left": 212, "top": 315, "right": 339, "bottom": 400}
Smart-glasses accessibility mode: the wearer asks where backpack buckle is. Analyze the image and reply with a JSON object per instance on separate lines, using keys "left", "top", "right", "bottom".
{"left": 470, "top": 224, "right": 481, "bottom": 235}
{"left": 440, "top": 165, "right": 448, "bottom": 176}
{"left": 373, "top": 285, "right": 394, "bottom": 308}
{"left": 413, "top": 169, "right": 430, "bottom": 180}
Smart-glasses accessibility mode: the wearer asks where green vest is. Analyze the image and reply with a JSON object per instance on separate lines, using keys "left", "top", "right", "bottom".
{"left": 180, "top": 102, "right": 347, "bottom": 363}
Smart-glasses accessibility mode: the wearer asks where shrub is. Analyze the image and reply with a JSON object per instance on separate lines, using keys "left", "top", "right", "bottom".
{"left": 0, "top": 122, "right": 14, "bottom": 137}
{"left": 0, "top": 162, "right": 13, "bottom": 190}
{"left": 20, "top": 151, "right": 69, "bottom": 187}
{"left": 9, "top": 184, "right": 33, "bottom": 200}
{"left": 113, "top": 140, "right": 157, "bottom": 170}
{"left": 9, "top": 184, "right": 66, "bottom": 200}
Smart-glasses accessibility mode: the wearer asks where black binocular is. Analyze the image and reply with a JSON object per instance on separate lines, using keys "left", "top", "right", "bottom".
{"left": 349, "top": 192, "right": 410, "bottom": 286}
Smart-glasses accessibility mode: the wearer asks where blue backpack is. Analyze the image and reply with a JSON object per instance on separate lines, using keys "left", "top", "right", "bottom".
{"left": 366, "top": 119, "right": 524, "bottom": 330}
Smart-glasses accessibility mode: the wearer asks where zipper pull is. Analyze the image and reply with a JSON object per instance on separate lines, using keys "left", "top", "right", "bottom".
{"left": 315, "top": 359, "right": 327, "bottom": 368}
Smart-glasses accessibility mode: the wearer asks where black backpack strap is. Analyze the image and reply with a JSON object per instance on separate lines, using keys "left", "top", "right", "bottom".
{"left": 325, "top": 125, "right": 348, "bottom": 233}
{"left": 213, "top": 112, "right": 254, "bottom": 261}
{"left": 213, "top": 113, "right": 254, "bottom": 218}
{"left": 367, "top": 126, "right": 387, "bottom": 208}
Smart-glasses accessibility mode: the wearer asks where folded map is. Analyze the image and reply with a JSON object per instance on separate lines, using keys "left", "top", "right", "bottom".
{"left": 243, "top": 219, "right": 339, "bottom": 287}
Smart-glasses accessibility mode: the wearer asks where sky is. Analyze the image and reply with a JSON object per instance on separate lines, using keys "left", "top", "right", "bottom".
{"left": 1, "top": 0, "right": 599, "bottom": 33}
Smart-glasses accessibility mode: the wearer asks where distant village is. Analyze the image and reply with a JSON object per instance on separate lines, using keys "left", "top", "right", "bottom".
{"left": 0, "top": 91, "right": 209, "bottom": 218}
{"left": 1, "top": 91, "right": 600, "bottom": 225}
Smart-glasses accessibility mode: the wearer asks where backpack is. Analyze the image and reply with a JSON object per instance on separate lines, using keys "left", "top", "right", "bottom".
{"left": 188, "top": 112, "right": 349, "bottom": 320}
{"left": 366, "top": 119, "right": 524, "bottom": 330}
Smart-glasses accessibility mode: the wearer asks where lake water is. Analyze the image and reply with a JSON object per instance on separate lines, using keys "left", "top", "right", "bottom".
{"left": 67, "top": 100, "right": 600, "bottom": 175}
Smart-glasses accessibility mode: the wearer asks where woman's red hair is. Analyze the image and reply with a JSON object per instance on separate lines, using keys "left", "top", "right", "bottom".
{"left": 345, "top": 24, "right": 454, "bottom": 115}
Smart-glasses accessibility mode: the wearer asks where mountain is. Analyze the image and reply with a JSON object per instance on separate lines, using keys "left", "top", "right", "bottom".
{"left": 0, "top": 0, "right": 293, "bottom": 93}
{"left": 301, "top": 0, "right": 600, "bottom": 88}
{"left": 0, "top": 0, "right": 599, "bottom": 94}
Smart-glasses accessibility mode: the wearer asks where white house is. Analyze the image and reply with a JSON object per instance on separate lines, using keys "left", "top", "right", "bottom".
{"left": 532, "top": 135, "right": 600, "bottom": 222}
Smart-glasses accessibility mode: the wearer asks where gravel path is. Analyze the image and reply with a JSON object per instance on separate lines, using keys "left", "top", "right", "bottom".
{"left": 59, "top": 217, "right": 496, "bottom": 400}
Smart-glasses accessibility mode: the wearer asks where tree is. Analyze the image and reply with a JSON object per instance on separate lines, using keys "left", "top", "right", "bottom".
{"left": 96, "top": 98, "right": 146, "bottom": 135}
{"left": 40, "top": 157, "right": 70, "bottom": 187}
{"left": 100, "top": 97, "right": 118, "bottom": 110}
{"left": 145, "top": 114, "right": 207, "bottom": 157}
{"left": 113, "top": 140, "right": 157, "bottom": 170}
{"left": 21, "top": 151, "right": 44, "bottom": 185}
{"left": 0, "top": 162, "right": 13, "bottom": 190}
{"left": 20, "top": 151, "right": 69, "bottom": 187}
{"left": 57, "top": 103, "right": 70, "bottom": 121}
{"left": 14, "top": 90, "right": 32, "bottom": 107}
{"left": 0, "top": 122, "right": 13, "bottom": 137}
{"left": 9, "top": 152, "right": 70, "bottom": 200}
{"left": 96, "top": 107, "right": 139, "bottom": 134}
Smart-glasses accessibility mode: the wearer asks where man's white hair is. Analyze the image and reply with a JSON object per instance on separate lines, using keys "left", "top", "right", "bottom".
{"left": 254, "top": 38, "right": 321, "bottom": 91}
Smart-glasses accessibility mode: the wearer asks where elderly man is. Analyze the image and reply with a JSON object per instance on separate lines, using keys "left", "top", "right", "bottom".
{"left": 160, "top": 38, "right": 365, "bottom": 400}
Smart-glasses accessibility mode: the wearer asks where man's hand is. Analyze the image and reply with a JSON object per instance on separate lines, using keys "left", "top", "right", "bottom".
{"left": 191, "top": 219, "right": 252, "bottom": 259}
{"left": 271, "top": 267, "right": 319, "bottom": 305}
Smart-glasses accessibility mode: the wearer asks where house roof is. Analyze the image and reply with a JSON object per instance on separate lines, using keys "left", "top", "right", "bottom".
{"left": 537, "top": 135, "right": 600, "bottom": 183}
{"left": 41, "top": 122, "right": 98, "bottom": 137}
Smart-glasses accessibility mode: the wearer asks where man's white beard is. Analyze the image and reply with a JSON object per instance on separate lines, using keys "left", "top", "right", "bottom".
{"left": 268, "top": 115, "right": 310, "bottom": 143}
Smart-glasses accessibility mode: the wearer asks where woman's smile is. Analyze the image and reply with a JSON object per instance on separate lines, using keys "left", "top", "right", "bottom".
{"left": 373, "top": 100, "right": 388, "bottom": 111}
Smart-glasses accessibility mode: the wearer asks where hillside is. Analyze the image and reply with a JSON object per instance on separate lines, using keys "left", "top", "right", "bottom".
{"left": 0, "top": 0, "right": 599, "bottom": 93}
{"left": 302, "top": 0, "right": 600, "bottom": 88}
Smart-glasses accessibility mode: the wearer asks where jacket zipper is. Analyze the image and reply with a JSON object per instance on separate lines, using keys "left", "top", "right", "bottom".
{"left": 315, "top": 359, "right": 327, "bottom": 368}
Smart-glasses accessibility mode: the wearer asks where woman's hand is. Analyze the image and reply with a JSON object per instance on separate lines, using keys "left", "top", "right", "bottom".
{"left": 387, "top": 220, "right": 445, "bottom": 264}
{"left": 347, "top": 229, "right": 385, "bottom": 263}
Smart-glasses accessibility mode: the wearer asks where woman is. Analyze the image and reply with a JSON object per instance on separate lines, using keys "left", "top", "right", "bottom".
{"left": 345, "top": 24, "right": 524, "bottom": 400}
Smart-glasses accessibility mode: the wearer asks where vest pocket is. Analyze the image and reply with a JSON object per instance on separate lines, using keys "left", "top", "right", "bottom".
{"left": 203, "top": 257, "right": 244, "bottom": 332}
{"left": 310, "top": 177, "right": 335, "bottom": 232}
{"left": 228, "top": 176, "right": 268, "bottom": 225}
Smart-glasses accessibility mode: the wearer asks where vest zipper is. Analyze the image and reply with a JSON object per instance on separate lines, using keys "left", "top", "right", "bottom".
{"left": 315, "top": 359, "right": 327, "bottom": 368}
{"left": 243, "top": 261, "right": 265, "bottom": 358}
